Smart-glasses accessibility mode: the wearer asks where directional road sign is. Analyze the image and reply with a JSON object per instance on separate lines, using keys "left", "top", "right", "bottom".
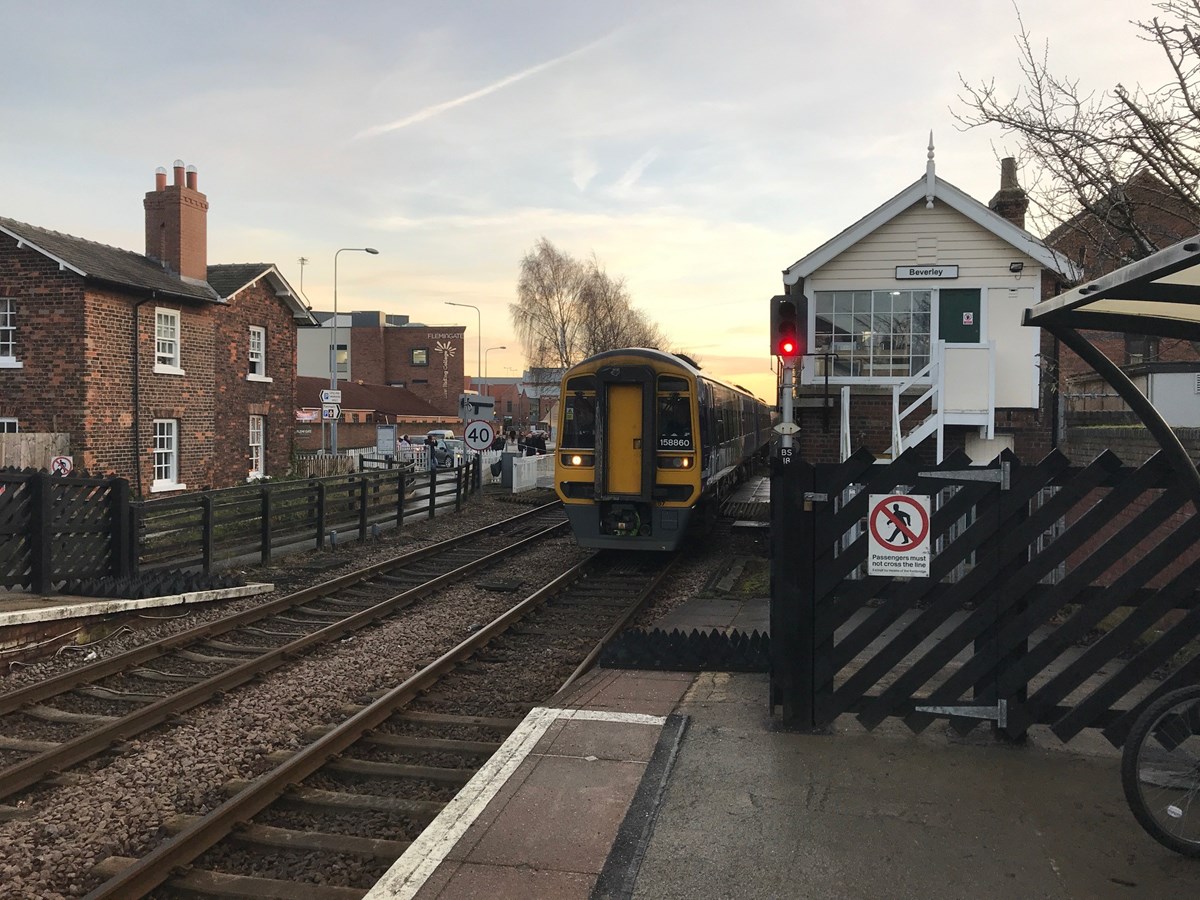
{"left": 321, "top": 389, "right": 342, "bottom": 404}
{"left": 321, "top": 404, "right": 342, "bottom": 420}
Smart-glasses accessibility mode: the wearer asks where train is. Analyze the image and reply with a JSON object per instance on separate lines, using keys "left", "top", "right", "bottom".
{"left": 554, "top": 348, "right": 772, "bottom": 551}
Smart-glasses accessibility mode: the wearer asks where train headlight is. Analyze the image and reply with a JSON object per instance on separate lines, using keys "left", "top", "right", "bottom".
{"left": 561, "top": 453, "right": 594, "bottom": 467}
{"left": 657, "top": 456, "right": 694, "bottom": 469}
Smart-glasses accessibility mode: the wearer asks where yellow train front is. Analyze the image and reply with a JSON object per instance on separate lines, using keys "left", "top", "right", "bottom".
{"left": 555, "top": 348, "right": 770, "bottom": 551}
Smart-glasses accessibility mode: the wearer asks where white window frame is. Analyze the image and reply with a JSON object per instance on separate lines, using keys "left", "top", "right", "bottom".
{"left": 151, "top": 418, "right": 185, "bottom": 492}
{"left": 809, "top": 289, "right": 934, "bottom": 385}
{"left": 248, "top": 415, "right": 265, "bottom": 480}
{"left": 0, "top": 417, "right": 18, "bottom": 433}
{"left": 0, "top": 298, "right": 21, "bottom": 368}
{"left": 248, "top": 326, "right": 272, "bottom": 382}
{"left": 154, "top": 308, "right": 185, "bottom": 375}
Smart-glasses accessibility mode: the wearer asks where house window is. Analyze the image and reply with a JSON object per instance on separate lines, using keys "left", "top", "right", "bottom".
{"left": 411, "top": 348, "right": 429, "bottom": 366}
{"left": 154, "top": 308, "right": 184, "bottom": 374}
{"left": 0, "top": 418, "right": 18, "bottom": 432}
{"left": 249, "top": 415, "right": 265, "bottom": 479}
{"left": 0, "top": 298, "right": 20, "bottom": 368}
{"left": 813, "top": 290, "right": 932, "bottom": 379}
{"left": 248, "top": 326, "right": 272, "bottom": 381}
{"left": 152, "top": 419, "right": 184, "bottom": 491}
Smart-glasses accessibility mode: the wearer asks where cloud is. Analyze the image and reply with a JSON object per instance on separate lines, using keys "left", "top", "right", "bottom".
{"left": 353, "top": 30, "right": 617, "bottom": 140}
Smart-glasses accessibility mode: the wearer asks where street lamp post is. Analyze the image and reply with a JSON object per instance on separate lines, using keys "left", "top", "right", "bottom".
{"left": 330, "top": 247, "right": 379, "bottom": 455}
{"left": 444, "top": 301, "right": 481, "bottom": 390}
{"left": 484, "top": 345, "right": 506, "bottom": 396}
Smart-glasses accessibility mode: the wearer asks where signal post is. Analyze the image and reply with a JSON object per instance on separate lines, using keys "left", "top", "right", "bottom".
{"left": 768, "top": 291, "right": 817, "bottom": 728}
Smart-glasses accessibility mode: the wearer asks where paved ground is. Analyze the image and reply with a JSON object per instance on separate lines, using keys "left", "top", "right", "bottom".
{"left": 631, "top": 672, "right": 1200, "bottom": 900}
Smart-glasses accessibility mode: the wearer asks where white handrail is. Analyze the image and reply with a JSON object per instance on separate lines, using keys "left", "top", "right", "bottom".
{"left": 891, "top": 340, "right": 944, "bottom": 458}
{"left": 840, "top": 386, "right": 852, "bottom": 461}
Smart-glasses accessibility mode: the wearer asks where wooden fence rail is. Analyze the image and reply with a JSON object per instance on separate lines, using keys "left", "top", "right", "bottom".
{"left": 0, "top": 457, "right": 482, "bottom": 591}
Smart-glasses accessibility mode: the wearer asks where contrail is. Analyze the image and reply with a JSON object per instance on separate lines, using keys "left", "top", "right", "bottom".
{"left": 355, "top": 34, "right": 611, "bottom": 140}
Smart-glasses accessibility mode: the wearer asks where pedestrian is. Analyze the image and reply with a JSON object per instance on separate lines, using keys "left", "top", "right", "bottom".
{"left": 505, "top": 429, "right": 519, "bottom": 453}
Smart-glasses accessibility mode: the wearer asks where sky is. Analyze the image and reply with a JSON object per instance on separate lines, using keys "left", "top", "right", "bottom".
{"left": 0, "top": 0, "right": 1171, "bottom": 402}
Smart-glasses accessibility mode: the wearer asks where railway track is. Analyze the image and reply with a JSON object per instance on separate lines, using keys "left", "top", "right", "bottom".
{"left": 85, "top": 549, "right": 678, "bottom": 898}
{"left": 0, "top": 502, "right": 566, "bottom": 804}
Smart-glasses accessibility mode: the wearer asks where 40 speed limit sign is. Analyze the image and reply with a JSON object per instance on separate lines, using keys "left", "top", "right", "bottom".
{"left": 463, "top": 420, "right": 496, "bottom": 452}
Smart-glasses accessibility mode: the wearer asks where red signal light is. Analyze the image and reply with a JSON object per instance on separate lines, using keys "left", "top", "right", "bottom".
{"left": 770, "top": 295, "right": 804, "bottom": 360}
{"left": 779, "top": 337, "right": 796, "bottom": 356}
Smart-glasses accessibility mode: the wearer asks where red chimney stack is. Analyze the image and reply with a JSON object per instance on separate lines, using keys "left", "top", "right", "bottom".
{"left": 144, "top": 159, "right": 209, "bottom": 282}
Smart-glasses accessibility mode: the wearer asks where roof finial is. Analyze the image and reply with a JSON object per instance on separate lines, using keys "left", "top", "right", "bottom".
{"left": 926, "top": 131, "right": 936, "bottom": 209}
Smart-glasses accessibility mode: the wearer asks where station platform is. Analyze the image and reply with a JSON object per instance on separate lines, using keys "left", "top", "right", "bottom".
{"left": 366, "top": 594, "right": 1200, "bottom": 900}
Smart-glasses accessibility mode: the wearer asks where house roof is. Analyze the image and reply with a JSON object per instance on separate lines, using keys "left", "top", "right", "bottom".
{"left": 0, "top": 217, "right": 317, "bottom": 324}
{"left": 207, "top": 263, "right": 317, "bottom": 323}
{"left": 1024, "top": 234, "right": 1200, "bottom": 340}
{"left": 0, "top": 215, "right": 220, "bottom": 302}
{"left": 296, "top": 376, "right": 445, "bottom": 418}
{"left": 782, "top": 174, "right": 1079, "bottom": 285}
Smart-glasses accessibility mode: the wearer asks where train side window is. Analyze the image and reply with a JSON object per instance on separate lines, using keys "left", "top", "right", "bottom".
{"left": 562, "top": 394, "right": 596, "bottom": 448}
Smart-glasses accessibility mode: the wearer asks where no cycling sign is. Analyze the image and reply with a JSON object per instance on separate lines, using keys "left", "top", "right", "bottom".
{"left": 868, "top": 494, "right": 931, "bottom": 577}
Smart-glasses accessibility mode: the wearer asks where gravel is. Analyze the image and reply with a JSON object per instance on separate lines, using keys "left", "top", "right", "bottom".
{"left": 0, "top": 488, "right": 746, "bottom": 898}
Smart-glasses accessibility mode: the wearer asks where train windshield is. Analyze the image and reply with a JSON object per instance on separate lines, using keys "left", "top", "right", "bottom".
{"left": 562, "top": 395, "right": 596, "bottom": 448}
{"left": 657, "top": 393, "right": 693, "bottom": 450}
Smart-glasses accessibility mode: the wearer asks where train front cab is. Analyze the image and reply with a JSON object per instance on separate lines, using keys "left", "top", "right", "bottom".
{"left": 557, "top": 361, "right": 698, "bottom": 551}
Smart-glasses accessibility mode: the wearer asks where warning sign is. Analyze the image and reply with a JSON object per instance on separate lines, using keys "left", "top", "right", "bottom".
{"left": 868, "top": 494, "right": 931, "bottom": 577}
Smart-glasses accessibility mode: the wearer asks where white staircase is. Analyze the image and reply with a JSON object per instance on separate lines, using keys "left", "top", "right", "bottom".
{"left": 839, "top": 341, "right": 995, "bottom": 464}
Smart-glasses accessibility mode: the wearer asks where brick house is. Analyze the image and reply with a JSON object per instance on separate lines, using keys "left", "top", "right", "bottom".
{"left": 293, "top": 375, "right": 455, "bottom": 451}
{"left": 0, "top": 161, "right": 316, "bottom": 494}
{"left": 297, "top": 310, "right": 466, "bottom": 416}
{"left": 781, "top": 149, "right": 1076, "bottom": 464}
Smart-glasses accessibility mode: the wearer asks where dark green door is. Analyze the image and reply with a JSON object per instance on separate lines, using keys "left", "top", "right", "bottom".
{"left": 939, "top": 289, "right": 981, "bottom": 343}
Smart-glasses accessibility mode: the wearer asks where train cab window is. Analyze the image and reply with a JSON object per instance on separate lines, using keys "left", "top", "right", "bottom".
{"left": 562, "top": 394, "right": 596, "bottom": 448}
{"left": 657, "top": 395, "right": 693, "bottom": 450}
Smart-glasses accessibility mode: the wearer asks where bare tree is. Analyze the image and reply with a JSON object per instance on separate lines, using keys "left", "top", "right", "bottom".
{"left": 510, "top": 239, "right": 667, "bottom": 367}
{"left": 957, "top": 1, "right": 1200, "bottom": 273}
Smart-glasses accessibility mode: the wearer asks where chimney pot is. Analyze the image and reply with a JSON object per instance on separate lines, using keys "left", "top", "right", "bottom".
{"left": 172, "top": 160, "right": 185, "bottom": 186}
{"left": 155, "top": 167, "right": 167, "bottom": 191}
{"left": 1000, "top": 157, "right": 1019, "bottom": 190}
{"left": 185, "top": 164, "right": 198, "bottom": 191}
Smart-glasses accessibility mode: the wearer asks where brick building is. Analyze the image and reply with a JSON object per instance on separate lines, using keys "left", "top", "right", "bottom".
{"left": 293, "top": 375, "right": 455, "bottom": 452}
{"left": 297, "top": 310, "right": 465, "bottom": 416}
{"left": 781, "top": 147, "right": 1075, "bottom": 465}
{"left": 0, "top": 161, "right": 316, "bottom": 494}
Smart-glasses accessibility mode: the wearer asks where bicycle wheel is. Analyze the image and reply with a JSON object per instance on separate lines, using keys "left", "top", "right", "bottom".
{"left": 1121, "top": 684, "right": 1200, "bottom": 857}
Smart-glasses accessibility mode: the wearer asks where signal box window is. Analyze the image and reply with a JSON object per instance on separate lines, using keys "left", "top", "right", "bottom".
{"left": 411, "top": 348, "right": 428, "bottom": 366}
{"left": 562, "top": 395, "right": 596, "bottom": 449}
{"left": 813, "top": 290, "right": 931, "bottom": 379}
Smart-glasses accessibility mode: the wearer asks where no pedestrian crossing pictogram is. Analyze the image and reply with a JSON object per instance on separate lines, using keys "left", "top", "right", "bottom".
{"left": 868, "top": 494, "right": 931, "bottom": 576}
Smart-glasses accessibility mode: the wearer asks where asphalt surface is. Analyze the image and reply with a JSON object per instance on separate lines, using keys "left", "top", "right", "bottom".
{"left": 630, "top": 672, "right": 1200, "bottom": 900}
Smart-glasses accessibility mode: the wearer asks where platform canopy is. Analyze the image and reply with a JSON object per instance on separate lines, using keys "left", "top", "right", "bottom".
{"left": 1023, "top": 235, "right": 1200, "bottom": 338}
{"left": 1023, "top": 234, "right": 1200, "bottom": 509}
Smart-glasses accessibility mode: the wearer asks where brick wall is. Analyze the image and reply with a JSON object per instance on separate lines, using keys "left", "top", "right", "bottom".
{"left": 380, "top": 326, "right": 464, "bottom": 414}
{"left": 213, "top": 281, "right": 299, "bottom": 483}
{"left": 0, "top": 240, "right": 88, "bottom": 447}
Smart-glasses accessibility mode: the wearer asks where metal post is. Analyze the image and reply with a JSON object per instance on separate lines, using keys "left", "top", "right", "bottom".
{"left": 446, "top": 302, "right": 481, "bottom": 388}
{"left": 331, "top": 247, "right": 380, "bottom": 456}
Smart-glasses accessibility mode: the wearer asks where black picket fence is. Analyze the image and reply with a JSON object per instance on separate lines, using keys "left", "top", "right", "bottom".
{"left": 0, "top": 457, "right": 483, "bottom": 592}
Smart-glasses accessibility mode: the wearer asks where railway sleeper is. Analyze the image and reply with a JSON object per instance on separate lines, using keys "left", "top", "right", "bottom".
{"left": 199, "top": 639, "right": 278, "bottom": 654}
{"left": 0, "top": 735, "right": 59, "bottom": 753}
{"left": 127, "top": 667, "right": 207, "bottom": 684}
{"left": 93, "top": 857, "right": 365, "bottom": 900}
{"left": 165, "top": 814, "right": 411, "bottom": 861}
{"left": 264, "top": 750, "right": 475, "bottom": 784}
{"left": 22, "top": 704, "right": 118, "bottom": 725}
{"left": 302, "top": 726, "right": 500, "bottom": 757}
{"left": 222, "top": 780, "right": 445, "bottom": 821}
{"left": 71, "top": 685, "right": 165, "bottom": 704}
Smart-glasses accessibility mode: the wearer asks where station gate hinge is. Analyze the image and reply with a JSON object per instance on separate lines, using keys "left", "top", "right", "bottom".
{"left": 914, "top": 699, "right": 1007, "bottom": 728}
{"left": 918, "top": 459, "right": 1012, "bottom": 491}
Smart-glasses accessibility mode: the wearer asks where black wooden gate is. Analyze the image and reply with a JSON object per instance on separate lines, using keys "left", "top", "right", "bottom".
{"left": 771, "top": 446, "right": 1200, "bottom": 746}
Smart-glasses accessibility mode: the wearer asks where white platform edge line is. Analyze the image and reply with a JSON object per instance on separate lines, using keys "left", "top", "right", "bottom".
{"left": 363, "top": 705, "right": 667, "bottom": 900}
